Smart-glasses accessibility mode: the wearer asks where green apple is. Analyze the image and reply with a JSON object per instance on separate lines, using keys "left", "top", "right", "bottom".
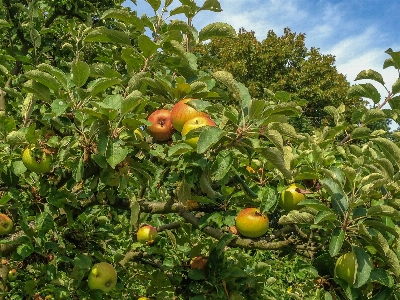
{"left": 21, "top": 147, "right": 52, "bottom": 174}
{"left": 138, "top": 298, "right": 150, "bottom": 300}
{"left": 88, "top": 262, "right": 117, "bottom": 293}
{"left": 146, "top": 109, "right": 175, "bottom": 141}
{"left": 279, "top": 183, "right": 305, "bottom": 211}
{"left": 235, "top": 208, "right": 269, "bottom": 238}
{"left": 137, "top": 225, "right": 158, "bottom": 244}
{"left": 7, "top": 268, "right": 17, "bottom": 281}
{"left": 171, "top": 98, "right": 208, "bottom": 132}
{"left": 335, "top": 252, "right": 356, "bottom": 285}
{"left": 0, "top": 214, "right": 13, "bottom": 235}
{"left": 181, "top": 116, "right": 216, "bottom": 148}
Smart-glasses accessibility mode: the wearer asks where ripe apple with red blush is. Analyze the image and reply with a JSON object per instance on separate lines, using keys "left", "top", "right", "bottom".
{"left": 171, "top": 98, "right": 208, "bottom": 132}
{"left": 235, "top": 208, "right": 269, "bottom": 238}
{"left": 146, "top": 109, "right": 175, "bottom": 142}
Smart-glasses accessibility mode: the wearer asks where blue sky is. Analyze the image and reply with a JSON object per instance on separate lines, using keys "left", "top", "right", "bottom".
{"left": 124, "top": 0, "right": 400, "bottom": 118}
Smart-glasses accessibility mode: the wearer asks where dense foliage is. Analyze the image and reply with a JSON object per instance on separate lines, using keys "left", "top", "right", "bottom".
{"left": 195, "top": 28, "right": 364, "bottom": 129}
{"left": 0, "top": 0, "right": 400, "bottom": 299}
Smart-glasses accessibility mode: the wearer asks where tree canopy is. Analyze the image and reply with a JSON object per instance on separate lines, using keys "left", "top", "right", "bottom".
{"left": 196, "top": 28, "right": 367, "bottom": 130}
{"left": 0, "top": 0, "right": 400, "bottom": 299}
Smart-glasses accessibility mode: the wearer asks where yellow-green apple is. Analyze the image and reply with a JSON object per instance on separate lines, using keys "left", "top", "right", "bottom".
{"left": 171, "top": 98, "right": 208, "bottom": 132}
{"left": 146, "top": 109, "right": 174, "bottom": 141}
{"left": 0, "top": 214, "right": 13, "bottom": 235}
{"left": 279, "top": 183, "right": 305, "bottom": 211}
{"left": 22, "top": 147, "right": 52, "bottom": 174}
{"left": 7, "top": 268, "right": 17, "bottom": 281}
{"left": 88, "top": 262, "right": 117, "bottom": 293}
{"left": 181, "top": 116, "right": 216, "bottom": 148}
{"left": 138, "top": 298, "right": 150, "bottom": 300}
{"left": 137, "top": 225, "right": 158, "bottom": 244}
{"left": 335, "top": 252, "right": 356, "bottom": 285}
{"left": 235, "top": 208, "right": 269, "bottom": 238}
{"left": 133, "top": 128, "right": 144, "bottom": 141}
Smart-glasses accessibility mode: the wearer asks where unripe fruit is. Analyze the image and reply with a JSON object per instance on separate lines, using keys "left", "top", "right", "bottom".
{"left": 335, "top": 252, "right": 356, "bottom": 285}
{"left": 137, "top": 225, "right": 158, "bottom": 244}
{"left": 7, "top": 269, "right": 17, "bottom": 281}
{"left": 235, "top": 208, "right": 269, "bottom": 238}
{"left": 88, "top": 262, "right": 117, "bottom": 293}
{"left": 0, "top": 214, "right": 13, "bottom": 235}
{"left": 181, "top": 116, "right": 216, "bottom": 148}
{"left": 22, "top": 147, "right": 52, "bottom": 174}
{"left": 279, "top": 183, "right": 305, "bottom": 211}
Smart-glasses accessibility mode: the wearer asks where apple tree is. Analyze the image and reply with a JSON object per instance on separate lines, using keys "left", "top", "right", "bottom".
{"left": 1, "top": 0, "right": 400, "bottom": 299}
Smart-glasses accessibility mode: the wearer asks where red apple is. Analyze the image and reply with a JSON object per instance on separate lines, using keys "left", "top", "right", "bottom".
{"left": 235, "top": 208, "right": 269, "bottom": 238}
{"left": 171, "top": 98, "right": 208, "bottom": 132}
{"left": 181, "top": 116, "right": 216, "bottom": 148}
{"left": 146, "top": 109, "right": 175, "bottom": 141}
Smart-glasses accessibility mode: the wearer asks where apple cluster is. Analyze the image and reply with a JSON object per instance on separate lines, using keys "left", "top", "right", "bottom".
{"left": 146, "top": 98, "right": 216, "bottom": 147}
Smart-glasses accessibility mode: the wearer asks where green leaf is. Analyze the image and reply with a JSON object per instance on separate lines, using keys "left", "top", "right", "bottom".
{"left": 121, "top": 90, "right": 144, "bottom": 116}
{"left": 90, "top": 63, "right": 122, "bottom": 79}
{"left": 348, "top": 83, "right": 381, "bottom": 104}
{"left": 368, "top": 205, "right": 400, "bottom": 220}
{"left": 168, "top": 143, "right": 193, "bottom": 156}
{"left": 88, "top": 78, "right": 121, "bottom": 96}
{"left": 258, "top": 147, "right": 292, "bottom": 179}
{"left": 314, "top": 210, "right": 338, "bottom": 224}
{"left": 369, "top": 268, "right": 394, "bottom": 287}
{"left": 17, "top": 243, "right": 34, "bottom": 259}
{"left": 197, "top": 126, "right": 225, "bottom": 154}
{"left": 392, "top": 78, "right": 400, "bottom": 95}
{"left": 51, "top": 99, "right": 68, "bottom": 116}
{"left": 169, "top": 5, "right": 195, "bottom": 18}
{"left": 278, "top": 211, "right": 315, "bottom": 225}
{"left": 71, "top": 61, "right": 90, "bottom": 88}
{"left": 355, "top": 69, "right": 385, "bottom": 85}
{"left": 199, "top": 22, "right": 236, "bottom": 42}
{"left": 300, "top": 199, "right": 331, "bottom": 212}
{"left": 199, "top": 0, "right": 222, "bottom": 12}
{"left": 106, "top": 140, "right": 129, "bottom": 169}
{"left": 353, "top": 245, "right": 373, "bottom": 288}
{"left": 22, "top": 80, "right": 50, "bottom": 102}
{"left": 212, "top": 70, "right": 251, "bottom": 114}
{"left": 388, "top": 95, "right": 400, "bottom": 109}
{"left": 372, "top": 138, "right": 400, "bottom": 168}
{"left": 320, "top": 178, "right": 348, "bottom": 217}
{"left": 37, "top": 64, "right": 68, "bottom": 89}
{"left": 146, "top": 0, "right": 161, "bottom": 11}
{"left": 101, "top": 8, "right": 144, "bottom": 31}
{"left": 249, "top": 99, "right": 265, "bottom": 120}
{"left": 384, "top": 48, "right": 400, "bottom": 69}
{"left": 350, "top": 127, "right": 371, "bottom": 140}
{"left": 211, "top": 150, "right": 233, "bottom": 181}
{"left": 72, "top": 157, "right": 84, "bottom": 182}
{"left": 330, "top": 228, "right": 345, "bottom": 257}
{"left": 138, "top": 35, "right": 158, "bottom": 57}
{"left": 0, "top": 19, "right": 11, "bottom": 28}
{"left": 36, "top": 211, "right": 54, "bottom": 235}
{"left": 361, "top": 109, "right": 387, "bottom": 125}
{"left": 84, "top": 27, "right": 131, "bottom": 45}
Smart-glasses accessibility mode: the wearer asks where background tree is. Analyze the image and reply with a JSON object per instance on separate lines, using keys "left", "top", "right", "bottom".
{"left": 196, "top": 28, "right": 370, "bottom": 131}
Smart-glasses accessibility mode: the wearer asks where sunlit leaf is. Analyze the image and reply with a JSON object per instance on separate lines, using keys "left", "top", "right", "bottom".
{"left": 199, "top": 22, "right": 236, "bottom": 42}
{"left": 355, "top": 69, "right": 385, "bottom": 85}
